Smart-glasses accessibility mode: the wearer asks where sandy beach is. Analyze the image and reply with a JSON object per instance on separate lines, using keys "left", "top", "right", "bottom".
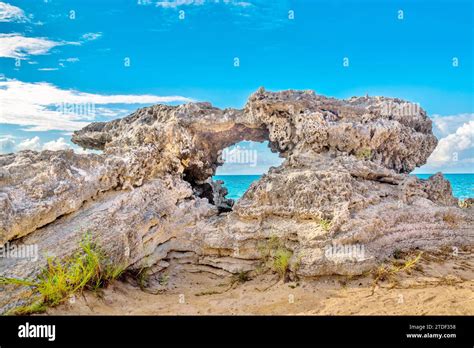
{"left": 49, "top": 247, "right": 473, "bottom": 316}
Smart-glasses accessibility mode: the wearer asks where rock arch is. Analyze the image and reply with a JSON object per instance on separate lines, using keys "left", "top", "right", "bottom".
{"left": 0, "top": 88, "right": 472, "bottom": 313}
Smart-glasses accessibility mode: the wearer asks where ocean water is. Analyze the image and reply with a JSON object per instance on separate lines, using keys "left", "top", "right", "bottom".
{"left": 214, "top": 174, "right": 474, "bottom": 201}
{"left": 413, "top": 174, "right": 473, "bottom": 200}
{"left": 213, "top": 175, "right": 262, "bottom": 200}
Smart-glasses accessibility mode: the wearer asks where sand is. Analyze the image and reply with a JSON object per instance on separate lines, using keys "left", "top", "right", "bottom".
{"left": 48, "top": 248, "right": 473, "bottom": 315}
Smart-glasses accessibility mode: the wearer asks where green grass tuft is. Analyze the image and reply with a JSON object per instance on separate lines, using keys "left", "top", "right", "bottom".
{"left": 272, "top": 248, "right": 293, "bottom": 278}
{"left": 356, "top": 148, "right": 372, "bottom": 160}
{"left": 0, "top": 234, "right": 125, "bottom": 315}
{"left": 258, "top": 235, "right": 294, "bottom": 281}
{"left": 319, "top": 218, "right": 332, "bottom": 232}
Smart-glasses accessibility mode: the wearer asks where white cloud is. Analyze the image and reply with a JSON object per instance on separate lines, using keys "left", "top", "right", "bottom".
{"left": 155, "top": 0, "right": 252, "bottom": 8}
{"left": 0, "top": 137, "right": 16, "bottom": 153}
{"left": 431, "top": 113, "right": 474, "bottom": 138}
{"left": 0, "top": 78, "right": 194, "bottom": 131}
{"left": 417, "top": 116, "right": 474, "bottom": 173}
{"left": 81, "top": 32, "right": 102, "bottom": 41}
{"left": 0, "top": 33, "right": 64, "bottom": 59}
{"left": 234, "top": 2, "right": 252, "bottom": 7}
{"left": 0, "top": 32, "right": 95, "bottom": 60}
{"left": 427, "top": 121, "right": 474, "bottom": 164}
{"left": 0, "top": 136, "right": 75, "bottom": 154}
{"left": 0, "top": 2, "right": 27, "bottom": 22}
{"left": 42, "top": 137, "right": 71, "bottom": 151}
{"left": 59, "top": 57, "right": 80, "bottom": 63}
{"left": 38, "top": 68, "right": 59, "bottom": 71}
{"left": 16, "top": 136, "right": 41, "bottom": 151}
{"left": 155, "top": 0, "right": 199, "bottom": 8}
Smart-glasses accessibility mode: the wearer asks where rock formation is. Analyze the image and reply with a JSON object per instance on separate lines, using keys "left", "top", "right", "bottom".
{"left": 1, "top": 88, "right": 472, "bottom": 313}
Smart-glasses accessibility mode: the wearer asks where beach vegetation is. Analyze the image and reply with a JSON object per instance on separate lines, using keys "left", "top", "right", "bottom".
{"left": 0, "top": 233, "right": 125, "bottom": 315}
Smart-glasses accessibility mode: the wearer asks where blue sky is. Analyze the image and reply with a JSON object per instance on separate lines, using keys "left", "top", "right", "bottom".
{"left": 0, "top": 0, "right": 472, "bottom": 173}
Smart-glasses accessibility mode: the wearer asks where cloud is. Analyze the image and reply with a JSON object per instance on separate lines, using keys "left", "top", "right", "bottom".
{"left": 0, "top": 32, "right": 99, "bottom": 60}
{"left": 38, "top": 68, "right": 59, "bottom": 71}
{"left": 57, "top": 57, "right": 80, "bottom": 69}
{"left": 42, "top": 137, "right": 71, "bottom": 151}
{"left": 0, "top": 78, "right": 194, "bottom": 131}
{"left": 81, "top": 32, "right": 102, "bottom": 41}
{"left": 16, "top": 136, "right": 41, "bottom": 151}
{"left": 155, "top": 0, "right": 202, "bottom": 8}
{"left": 0, "top": 137, "right": 16, "bottom": 153}
{"left": 151, "top": 0, "right": 285, "bottom": 31}
{"left": 154, "top": 0, "right": 252, "bottom": 8}
{"left": 428, "top": 121, "right": 474, "bottom": 164}
{"left": 0, "top": 136, "right": 75, "bottom": 154}
{"left": 431, "top": 113, "right": 474, "bottom": 138}
{"left": 0, "top": 2, "right": 27, "bottom": 22}
{"left": 418, "top": 115, "right": 474, "bottom": 173}
{"left": 0, "top": 34, "right": 64, "bottom": 59}
{"left": 59, "top": 57, "right": 80, "bottom": 63}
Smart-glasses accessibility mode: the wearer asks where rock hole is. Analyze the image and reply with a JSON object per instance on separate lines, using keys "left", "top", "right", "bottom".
{"left": 213, "top": 140, "right": 284, "bottom": 202}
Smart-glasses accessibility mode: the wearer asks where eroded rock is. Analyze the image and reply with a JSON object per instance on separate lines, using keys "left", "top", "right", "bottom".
{"left": 1, "top": 88, "right": 472, "bottom": 313}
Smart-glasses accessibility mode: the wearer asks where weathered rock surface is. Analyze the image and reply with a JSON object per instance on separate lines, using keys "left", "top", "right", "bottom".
{"left": 1, "top": 88, "right": 472, "bottom": 313}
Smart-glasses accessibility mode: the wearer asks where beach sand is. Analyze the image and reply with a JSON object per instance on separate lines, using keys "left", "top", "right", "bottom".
{"left": 49, "top": 247, "right": 473, "bottom": 315}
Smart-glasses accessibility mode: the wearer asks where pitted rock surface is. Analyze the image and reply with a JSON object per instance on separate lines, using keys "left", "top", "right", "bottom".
{"left": 1, "top": 88, "right": 472, "bottom": 313}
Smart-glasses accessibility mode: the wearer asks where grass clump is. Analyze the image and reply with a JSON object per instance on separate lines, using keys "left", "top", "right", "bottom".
{"left": 356, "top": 148, "right": 372, "bottom": 160}
{"left": 158, "top": 273, "right": 169, "bottom": 286}
{"left": 258, "top": 235, "right": 294, "bottom": 282}
{"left": 370, "top": 251, "right": 423, "bottom": 295}
{"left": 231, "top": 270, "right": 251, "bottom": 285}
{"left": 0, "top": 234, "right": 125, "bottom": 315}
{"left": 135, "top": 267, "right": 151, "bottom": 290}
{"left": 272, "top": 249, "right": 293, "bottom": 278}
{"left": 442, "top": 212, "right": 458, "bottom": 226}
{"left": 318, "top": 218, "right": 332, "bottom": 232}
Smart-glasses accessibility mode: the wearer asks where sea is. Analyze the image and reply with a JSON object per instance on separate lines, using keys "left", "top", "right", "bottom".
{"left": 214, "top": 174, "right": 474, "bottom": 201}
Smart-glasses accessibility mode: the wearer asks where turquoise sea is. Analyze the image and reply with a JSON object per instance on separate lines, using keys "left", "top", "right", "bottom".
{"left": 214, "top": 174, "right": 474, "bottom": 201}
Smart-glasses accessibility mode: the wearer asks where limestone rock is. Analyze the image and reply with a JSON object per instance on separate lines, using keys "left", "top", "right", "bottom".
{"left": 1, "top": 88, "right": 472, "bottom": 313}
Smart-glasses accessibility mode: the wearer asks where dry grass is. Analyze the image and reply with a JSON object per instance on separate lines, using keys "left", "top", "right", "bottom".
{"left": 442, "top": 212, "right": 459, "bottom": 226}
{"left": 370, "top": 252, "right": 423, "bottom": 295}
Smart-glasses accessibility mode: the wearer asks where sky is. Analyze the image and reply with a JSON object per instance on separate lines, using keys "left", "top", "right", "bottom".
{"left": 0, "top": 0, "right": 472, "bottom": 174}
